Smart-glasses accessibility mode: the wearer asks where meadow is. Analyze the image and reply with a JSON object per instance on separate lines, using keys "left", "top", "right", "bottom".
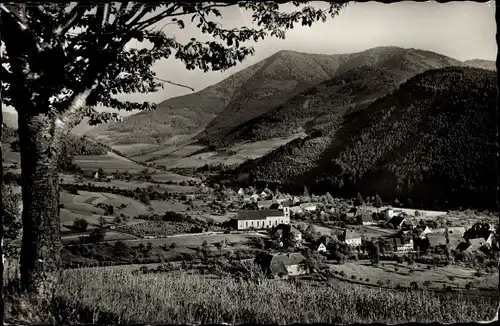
{"left": 150, "top": 133, "right": 307, "bottom": 169}
{"left": 4, "top": 265, "right": 498, "bottom": 324}
{"left": 74, "top": 152, "right": 148, "bottom": 173}
{"left": 328, "top": 261, "right": 499, "bottom": 291}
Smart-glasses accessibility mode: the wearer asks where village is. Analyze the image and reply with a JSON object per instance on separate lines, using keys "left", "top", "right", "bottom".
{"left": 39, "top": 167, "right": 497, "bottom": 293}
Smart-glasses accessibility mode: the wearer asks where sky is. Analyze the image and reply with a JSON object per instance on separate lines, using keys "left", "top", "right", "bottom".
{"left": 2, "top": 1, "right": 496, "bottom": 117}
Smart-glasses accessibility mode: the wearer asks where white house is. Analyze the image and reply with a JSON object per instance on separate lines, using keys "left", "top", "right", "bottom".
{"left": 342, "top": 229, "right": 362, "bottom": 247}
{"left": 289, "top": 206, "right": 303, "bottom": 214}
{"left": 260, "top": 191, "right": 268, "bottom": 199}
{"left": 316, "top": 243, "right": 327, "bottom": 253}
{"left": 393, "top": 237, "right": 414, "bottom": 252}
{"left": 237, "top": 188, "right": 245, "bottom": 197}
{"left": 300, "top": 203, "right": 318, "bottom": 212}
{"left": 418, "top": 226, "right": 432, "bottom": 239}
{"left": 236, "top": 207, "right": 291, "bottom": 230}
{"left": 250, "top": 194, "right": 259, "bottom": 202}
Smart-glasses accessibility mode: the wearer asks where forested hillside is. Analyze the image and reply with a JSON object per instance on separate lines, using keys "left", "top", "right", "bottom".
{"left": 230, "top": 67, "right": 497, "bottom": 210}
{"left": 205, "top": 46, "right": 464, "bottom": 148}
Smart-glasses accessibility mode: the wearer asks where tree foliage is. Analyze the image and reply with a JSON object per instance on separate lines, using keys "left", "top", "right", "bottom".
{"left": 1, "top": 2, "right": 347, "bottom": 127}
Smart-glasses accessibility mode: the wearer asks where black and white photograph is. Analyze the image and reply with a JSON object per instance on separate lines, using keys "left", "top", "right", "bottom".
{"left": 1, "top": 1, "right": 498, "bottom": 324}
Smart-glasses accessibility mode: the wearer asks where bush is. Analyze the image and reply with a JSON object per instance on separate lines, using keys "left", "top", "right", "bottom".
{"left": 351, "top": 275, "right": 356, "bottom": 281}
{"left": 73, "top": 218, "right": 89, "bottom": 232}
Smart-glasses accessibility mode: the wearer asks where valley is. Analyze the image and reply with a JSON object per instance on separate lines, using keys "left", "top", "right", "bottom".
{"left": 3, "top": 45, "right": 498, "bottom": 325}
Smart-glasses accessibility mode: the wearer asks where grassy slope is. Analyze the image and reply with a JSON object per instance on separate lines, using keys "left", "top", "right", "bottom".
{"left": 5, "top": 267, "right": 498, "bottom": 324}
{"left": 233, "top": 67, "right": 497, "bottom": 210}
{"left": 100, "top": 58, "right": 270, "bottom": 145}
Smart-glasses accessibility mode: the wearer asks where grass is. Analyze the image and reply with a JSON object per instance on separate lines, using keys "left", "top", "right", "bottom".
{"left": 151, "top": 133, "right": 306, "bottom": 169}
{"left": 329, "top": 261, "right": 499, "bottom": 290}
{"left": 4, "top": 265, "right": 498, "bottom": 324}
{"left": 112, "top": 233, "right": 263, "bottom": 248}
{"left": 74, "top": 153, "right": 147, "bottom": 173}
{"left": 72, "top": 179, "right": 198, "bottom": 193}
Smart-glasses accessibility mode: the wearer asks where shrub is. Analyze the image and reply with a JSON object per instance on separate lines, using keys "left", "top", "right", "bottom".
{"left": 73, "top": 218, "right": 89, "bottom": 232}
{"left": 351, "top": 275, "right": 356, "bottom": 280}
{"left": 448, "top": 275, "right": 455, "bottom": 281}
{"left": 423, "top": 280, "right": 431, "bottom": 287}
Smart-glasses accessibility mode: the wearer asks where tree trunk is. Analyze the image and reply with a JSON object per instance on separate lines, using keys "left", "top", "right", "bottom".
{"left": 1, "top": 109, "right": 5, "bottom": 325}
{"left": 17, "top": 112, "right": 63, "bottom": 297}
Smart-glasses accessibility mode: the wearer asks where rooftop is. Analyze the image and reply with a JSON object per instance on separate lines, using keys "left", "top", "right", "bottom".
{"left": 237, "top": 209, "right": 283, "bottom": 221}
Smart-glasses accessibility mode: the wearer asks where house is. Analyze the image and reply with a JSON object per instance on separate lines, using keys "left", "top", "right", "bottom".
{"left": 358, "top": 213, "right": 375, "bottom": 226}
{"left": 392, "top": 237, "right": 414, "bottom": 252}
{"left": 269, "top": 203, "right": 280, "bottom": 210}
{"left": 454, "top": 239, "right": 487, "bottom": 252}
{"left": 387, "top": 215, "right": 406, "bottom": 229}
{"left": 237, "top": 188, "right": 245, "bottom": 197}
{"left": 418, "top": 226, "right": 432, "bottom": 239}
{"left": 236, "top": 208, "right": 291, "bottom": 230}
{"left": 257, "top": 200, "right": 273, "bottom": 210}
{"left": 426, "top": 233, "right": 447, "bottom": 251}
{"left": 272, "top": 224, "right": 302, "bottom": 247}
{"left": 254, "top": 252, "right": 307, "bottom": 279}
{"left": 316, "top": 242, "right": 327, "bottom": 253}
{"left": 289, "top": 206, "right": 303, "bottom": 214}
{"left": 185, "top": 194, "right": 196, "bottom": 201}
{"left": 383, "top": 208, "right": 394, "bottom": 219}
{"left": 346, "top": 207, "right": 358, "bottom": 219}
{"left": 300, "top": 203, "right": 318, "bottom": 212}
{"left": 250, "top": 194, "right": 259, "bottom": 202}
{"left": 341, "top": 229, "right": 362, "bottom": 247}
{"left": 94, "top": 171, "right": 100, "bottom": 179}
{"left": 313, "top": 236, "right": 328, "bottom": 253}
{"left": 259, "top": 191, "right": 268, "bottom": 199}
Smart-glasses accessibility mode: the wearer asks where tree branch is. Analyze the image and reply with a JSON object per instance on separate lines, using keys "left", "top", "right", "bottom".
{"left": 0, "top": 4, "right": 28, "bottom": 31}
{"left": 155, "top": 77, "right": 195, "bottom": 92}
{"left": 53, "top": 4, "right": 88, "bottom": 37}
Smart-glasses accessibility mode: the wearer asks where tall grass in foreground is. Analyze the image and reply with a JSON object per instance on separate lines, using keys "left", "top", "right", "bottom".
{"left": 5, "top": 265, "right": 498, "bottom": 324}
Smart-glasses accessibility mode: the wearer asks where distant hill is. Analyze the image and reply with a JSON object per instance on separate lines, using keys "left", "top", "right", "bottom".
{"left": 99, "top": 58, "right": 273, "bottom": 145}
{"left": 230, "top": 67, "right": 497, "bottom": 211}
{"left": 463, "top": 59, "right": 496, "bottom": 71}
{"left": 207, "top": 47, "right": 465, "bottom": 147}
{"left": 86, "top": 46, "right": 492, "bottom": 149}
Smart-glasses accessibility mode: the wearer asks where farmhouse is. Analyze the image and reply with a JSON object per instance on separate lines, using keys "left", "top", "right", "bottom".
{"left": 254, "top": 252, "right": 307, "bottom": 279}
{"left": 313, "top": 236, "right": 328, "bottom": 253}
{"left": 387, "top": 215, "right": 406, "bottom": 230}
{"left": 346, "top": 207, "right": 358, "bottom": 219}
{"left": 341, "top": 229, "right": 362, "bottom": 247}
{"left": 358, "top": 213, "right": 375, "bottom": 226}
{"left": 272, "top": 224, "right": 302, "bottom": 246}
{"left": 425, "top": 233, "right": 447, "bottom": 252}
{"left": 392, "top": 236, "right": 414, "bottom": 252}
{"left": 236, "top": 208, "right": 291, "bottom": 230}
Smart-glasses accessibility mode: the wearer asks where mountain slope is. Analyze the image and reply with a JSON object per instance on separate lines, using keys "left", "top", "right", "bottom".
{"left": 202, "top": 51, "right": 347, "bottom": 136}
{"left": 205, "top": 46, "right": 464, "bottom": 147}
{"left": 231, "top": 67, "right": 497, "bottom": 210}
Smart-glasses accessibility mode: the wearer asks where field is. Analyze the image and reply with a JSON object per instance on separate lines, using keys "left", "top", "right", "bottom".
{"left": 112, "top": 143, "right": 160, "bottom": 156}
{"left": 150, "top": 133, "right": 307, "bottom": 169}
{"left": 4, "top": 265, "right": 498, "bottom": 324}
{"left": 307, "top": 223, "right": 397, "bottom": 239}
{"left": 61, "top": 231, "right": 139, "bottom": 244}
{"left": 109, "top": 232, "right": 264, "bottom": 248}
{"left": 132, "top": 144, "right": 205, "bottom": 162}
{"left": 328, "top": 260, "right": 499, "bottom": 291}
{"left": 72, "top": 179, "right": 198, "bottom": 193}
{"left": 74, "top": 152, "right": 154, "bottom": 173}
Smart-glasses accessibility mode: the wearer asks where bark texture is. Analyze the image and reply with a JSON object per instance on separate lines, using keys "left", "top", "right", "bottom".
{"left": 18, "top": 112, "right": 63, "bottom": 297}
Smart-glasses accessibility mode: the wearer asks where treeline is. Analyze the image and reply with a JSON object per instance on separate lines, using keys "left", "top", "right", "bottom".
{"left": 227, "top": 67, "right": 498, "bottom": 211}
